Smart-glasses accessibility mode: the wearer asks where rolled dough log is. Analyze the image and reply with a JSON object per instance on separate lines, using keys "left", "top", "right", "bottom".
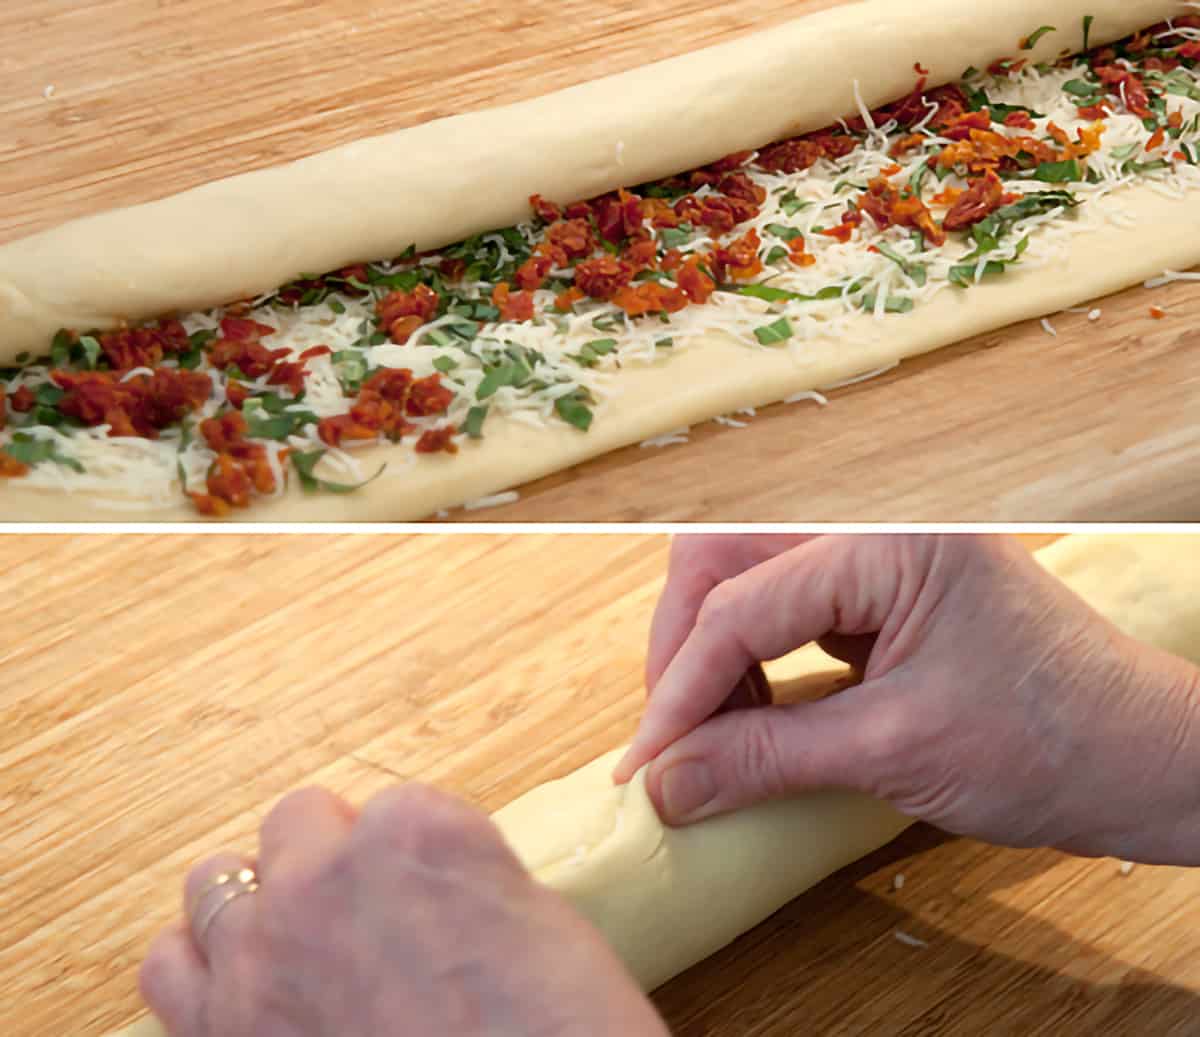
{"left": 0, "top": 0, "right": 1179, "bottom": 363}
{"left": 107, "top": 534, "right": 1200, "bottom": 1035}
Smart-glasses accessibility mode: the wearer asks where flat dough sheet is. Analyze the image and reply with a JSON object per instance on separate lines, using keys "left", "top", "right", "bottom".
{"left": 2, "top": 0, "right": 1192, "bottom": 521}
{"left": 106, "top": 533, "right": 1200, "bottom": 1036}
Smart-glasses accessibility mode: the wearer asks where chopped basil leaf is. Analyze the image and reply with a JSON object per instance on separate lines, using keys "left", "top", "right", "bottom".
{"left": 14, "top": 351, "right": 30, "bottom": 365}
{"left": 765, "top": 223, "right": 804, "bottom": 242}
{"left": 243, "top": 398, "right": 318, "bottom": 440}
{"left": 753, "top": 317, "right": 793, "bottom": 345}
{"left": 1110, "top": 142, "right": 1140, "bottom": 161}
{"left": 476, "top": 362, "right": 523, "bottom": 400}
{"left": 77, "top": 335, "right": 101, "bottom": 369}
{"left": 291, "top": 449, "right": 386, "bottom": 494}
{"left": 873, "top": 242, "right": 927, "bottom": 286}
{"left": 779, "top": 190, "right": 811, "bottom": 217}
{"left": 1127, "top": 159, "right": 1170, "bottom": 174}
{"left": 433, "top": 355, "right": 459, "bottom": 374}
{"left": 859, "top": 292, "right": 915, "bottom": 313}
{"left": 50, "top": 330, "right": 72, "bottom": 369}
{"left": 34, "top": 383, "right": 64, "bottom": 407}
{"left": 725, "top": 282, "right": 852, "bottom": 303}
{"left": 592, "top": 314, "right": 621, "bottom": 332}
{"left": 1062, "top": 78, "right": 1099, "bottom": 98}
{"left": 659, "top": 224, "right": 694, "bottom": 249}
{"left": 656, "top": 337, "right": 674, "bottom": 349}
{"left": 1021, "top": 25, "right": 1056, "bottom": 49}
{"left": 328, "top": 298, "right": 346, "bottom": 314}
{"left": 962, "top": 65, "right": 980, "bottom": 80}
{"left": 178, "top": 349, "right": 203, "bottom": 370}
{"left": 1082, "top": 14, "right": 1093, "bottom": 52}
{"left": 6, "top": 432, "right": 84, "bottom": 473}
{"left": 463, "top": 405, "right": 488, "bottom": 439}
{"left": 909, "top": 163, "right": 931, "bottom": 196}
{"left": 765, "top": 245, "right": 789, "bottom": 265}
{"left": 554, "top": 392, "right": 593, "bottom": 431}
{"left": 1032, "top": 158, "right": 1082, "bottom": 182}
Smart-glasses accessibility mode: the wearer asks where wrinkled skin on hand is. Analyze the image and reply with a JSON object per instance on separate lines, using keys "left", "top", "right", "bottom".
{"left": 141, "top": 785, "right": 668, "bottom": 1037}
{"left": 616, "top": 534, "right": 1200, "bottom": 865}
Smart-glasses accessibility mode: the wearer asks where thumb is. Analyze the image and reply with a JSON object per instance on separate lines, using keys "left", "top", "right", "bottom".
{"left": 643, "top": 682, "right": 908, "bottom": 825}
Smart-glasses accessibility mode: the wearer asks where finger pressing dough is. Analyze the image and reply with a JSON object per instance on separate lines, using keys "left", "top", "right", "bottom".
{"left": 106, "top": 534, "right": 1200, "bottom": 1035}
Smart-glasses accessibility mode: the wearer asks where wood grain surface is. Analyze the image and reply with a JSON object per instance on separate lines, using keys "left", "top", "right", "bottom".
{"left": 6, "top": 532, "right": 1200, "bottom": 1037}
{"left": 1, "top": 1, "right": 1198, "bottom": 522}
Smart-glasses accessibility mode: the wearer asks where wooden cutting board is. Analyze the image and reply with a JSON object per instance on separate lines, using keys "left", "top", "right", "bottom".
{"left": 2, "top": 1, "right": 1198, "bottom": 521}
{"left": 6, "top": 532, "right": 1200, "bottom": 1037}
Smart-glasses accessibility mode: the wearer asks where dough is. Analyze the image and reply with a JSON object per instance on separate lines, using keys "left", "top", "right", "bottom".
{"left": 0, "top": 0, "right": 1175, "bottom": 361}
{"left": 106, "top": 534, "right": 1200, "bottom": 1034}
{"left": 3, "top": 0, "right": 1194, "bottom": 521}
{"left": 10, "top": 178, "right": 1200, "bottom": 523}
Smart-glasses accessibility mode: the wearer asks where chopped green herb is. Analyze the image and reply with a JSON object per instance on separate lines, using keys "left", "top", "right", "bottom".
{"left": 5, "top": 432, "right": 84, "bottom": 473}
{"left": 475, "top": 362, "right": 526, "bottom": 400}
{"left": 753, "top": 317, "right": 793, "bottom": 345}
{"left": 1021, "top": 25, "right": 1056, "bottom": 49}
{"left": 554, "top": 392, "right": 594, "bottom": 431}
{"left": 659, "top": 224, "right": 694, "bottom": 249}
{"left": 433, "top": 355, "right": 459, "bottom": 374}
{"left": 765, "top": 223, "right": 804, "bottom": 242}
{"left": 764, "top": 245, "right": 789, "bottom": 265}
{"left": 291, "top": 449, "right": 386, "bottom": 494}
{"left": 50, "top": 330, "right": 72, "bottom": 369}
{"left": 1032, "top": 158, "right": 1082, "bottom": 182}
{"left": 725, "top": 282, "right": 853, "bottom": 304}
{"left": 655, "top": 337, "right": 674, "bottom": 349}
{"left": 1082, "top": 14, "right": 1093, "bottom": 52}
{"left": 778, "top": 190, "right": 812, "bottom": 217}
{"left": 77, "top": 335, "right": 101, "bottom": 369}
{"left": 34, "top": 384, "right": 64, "bottom": 407}
{"left": 874, "top": 242, "right": 928, "bottom": 286}
{"left": 328, "top": 298, "right": 346, "bottom": 314}
{"left": 1062, "top": 78, "right": 1099, "bottom": 98}
{"left": 463, "top": 405, "right": 488, "bottom": 438}
{"left": 859, "top": 292, "right": 915, "bottom": 314}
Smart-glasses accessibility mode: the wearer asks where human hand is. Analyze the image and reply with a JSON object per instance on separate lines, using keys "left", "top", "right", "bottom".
{"left": 615, "top": 534, "right": 1200, "bottom": 865}
{"left": 140, "top": 785, "right": 667, "bottom": 1037}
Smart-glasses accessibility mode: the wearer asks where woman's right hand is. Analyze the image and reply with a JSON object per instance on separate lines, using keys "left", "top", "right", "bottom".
{"left": 617, "top": 534, "right": 1200, "bottom": 865}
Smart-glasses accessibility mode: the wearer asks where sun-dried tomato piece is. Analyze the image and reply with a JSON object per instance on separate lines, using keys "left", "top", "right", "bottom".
{"left": 1076, "top": 103, "right": 1111, "bottom": 120}
{"left": 53, "top": 369, "right": 211, "bottom": 439}
{"left": 491, "top": 283, "right": 536, "bottom": 322}
{"left": 406, "top": 374, "right": 454, "bottom": 417}
{"left": 942, "top": 171, "right": 1016, "bottom": 231}
{"left": 439, "top": 257, "right": 467, "bottom": 281}
{"left": 941, "top": 110, "right": 993, "bottom": 141}
{"left": 676, "top": 256, "right": 715, "bottom": 304}
{"left": 219, "top": 316, "right": 277, "bottom": 341}
{"left": 10, "top": 385, "right": 34, "bottom": 412}
{"left": 709, "top": 228, "right": 763, "bottom": 282}
{"left": 622, "top": 238, "right": 658, "bottom": 272}
{"left": 1094, "top": 66, "right": 1153, "bottom": 118}
{"left": 299, "top": 345, "right": 333, "bottom": 362}
{"left": 1003, "top": 110, "right": 1036, "bottom": 130}
{"left": 593, "top": 189, "right": 645, "bottom": 244}
{"left": 859, "top": 177, "right": 946, "bottom": 246}
{"left": 545, "top": 218, "right": 595, "bottom": 259}
{"left": 717, "top": 171, "right": 767, "bottom": 205}
{"left": 756, "top": 138, "right": 825, "bottom": 174}
{"left": 529, "top": 193, "right": 562, "bottom": 223}
{"left": 515, "top": 253, "right": 556, "bottom": 291}
{"left": 612, "top": 281, "right": 688, "bottom": 317}
{"left": 694, "top": 194, "right": 758, "bottom": 235}
{"left": 415, "top": 426, "right": 459, "bottom": 454}
{"left": 204, "top": 453, "right": 254, "bottom": 508}
{"left": 377, "top": 284, "right": 440, "bottom": 344}
{"left": 554, "top": 286, "right": 585, "bottom": 311}
{"left": 97, "top": 319, "right": 191, "bottom": 371}
{"left": 642, "top": 198, "right": 681, "bottom": 229}
{"left": 200, "top": 411, "right": 248, "bottom": 452}
{"left": 0, "top": 448, "right": 28, "bottom": 476}
{"left": 318, "top": 414, "right": 378, "bottom": 447}
{"left": 574, "top": 255, "right": 635, "bottom": 300}
{"left": 788, "top": 237, "right": 817, "bottom": 267}
{"left": 362, "top": 368, "right": 415, "bottom": 403}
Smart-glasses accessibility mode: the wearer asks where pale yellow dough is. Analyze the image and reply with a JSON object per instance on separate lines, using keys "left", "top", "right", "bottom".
{"left": 107, "top": 534, "right": 1200, "bottom": 1036}
{"left": 1, "top": 0, "right": 1192, "bottom": 521}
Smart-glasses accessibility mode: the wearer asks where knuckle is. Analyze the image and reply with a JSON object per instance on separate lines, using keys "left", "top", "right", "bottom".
{"left": 736, "top": 712, "right": 789, "bottom": 800}
{"left": 360, "top": 783, "right": 493, "bottom": 858}
{"left": 695, "top": 579, "right": 740, "bottom": 632}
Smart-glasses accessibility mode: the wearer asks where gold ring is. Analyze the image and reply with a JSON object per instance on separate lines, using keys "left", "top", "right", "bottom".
{"left": 189, "top": 866, "right": 260, "bottom": 949}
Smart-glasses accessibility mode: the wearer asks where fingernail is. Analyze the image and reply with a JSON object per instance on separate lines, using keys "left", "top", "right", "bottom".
{"left": 657, "top": 759, "right": 717, "bottom": 824}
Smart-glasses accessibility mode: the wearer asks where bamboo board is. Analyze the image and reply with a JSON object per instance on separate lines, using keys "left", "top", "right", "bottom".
{"left": 6, "top": 533, "right": 1200, "bottom": 1036}
{"left": 1, "top": 1, "right": 1198, "bottom": 521}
